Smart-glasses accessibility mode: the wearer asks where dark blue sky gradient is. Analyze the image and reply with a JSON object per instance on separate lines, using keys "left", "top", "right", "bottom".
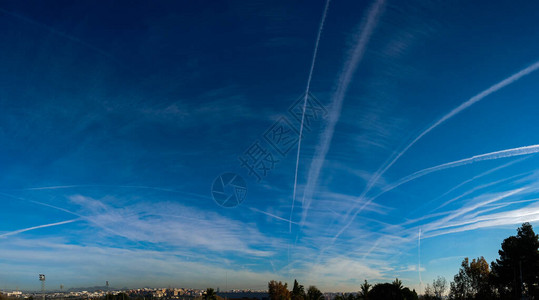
{"left": 1, "top": 0, "right": 539, "bottom": 293}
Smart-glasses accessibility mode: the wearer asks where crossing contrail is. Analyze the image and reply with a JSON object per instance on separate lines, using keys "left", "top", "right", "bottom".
{"left": 377, "top": 144, "right": 539, "bottom": 198}
{"left": 404, "top": 158, "right": 525, "bottom": 218}
{"left": 291, "top": 0, "right": 332, "bottom": 233}
{"left": 251, "top": 207, "right": 299, "bottom": 225}
{"left": 331, "top": 144, "right": 539, "bottom": 244}
{"left": 431, "top": 158, "right": 525, "bottom": 208}
{"left": 300, "top": 0, "right": 386, "bottom": 227}
{"left": 360, "top": 60, "right": 539, "bottom": 207}
{"left": 0, "top": 219, "right": 80, "bottom": 238}
{"left": 328, "top": 60, "right": 539, "bottom": 249}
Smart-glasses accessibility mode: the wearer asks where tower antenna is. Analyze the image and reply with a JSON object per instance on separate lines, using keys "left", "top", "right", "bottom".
{"left": 39, "top": 274, "right": 46, "bottom": 300}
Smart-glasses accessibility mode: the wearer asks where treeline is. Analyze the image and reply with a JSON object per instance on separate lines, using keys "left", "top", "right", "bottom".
{"left": 268, "top": 278, "right": 418, "bottom": 300}
{"left": 264, "top": 222, "right": 539, "bottom": 300}
{"left": 438, "top": 222, "right": 539, "bottom": 300}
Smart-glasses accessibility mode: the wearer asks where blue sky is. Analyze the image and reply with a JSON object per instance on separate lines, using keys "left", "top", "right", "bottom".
{"left": 1, "top": 0, "right": 539, "bottom": 293}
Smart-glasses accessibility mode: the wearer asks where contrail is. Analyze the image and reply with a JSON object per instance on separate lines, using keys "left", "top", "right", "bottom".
{"left": 405, "top": 158, "right": 525, "bottom": 217}
{"left": 0, "top": 192, "right": 82, "bottom": 217}
{"left": 0, "top": 219, "right": 79, "bottom": 238}
{"left": 250, "top": 207, "right": 299, "bottom": 225}
{"left": 0, "top": 192, "right": 129, "bottom": 239}
{"left": 421, "top": 188, "right": 527, "bottom": 238}
{"left": 300, "top": 0, "right": 386, "bottom": 226}
{"left": 360, "top": 60, "right": 539, "bottom": 206}
{"left": 431, "top": 158, "right": 525, "bottom": 207}
{"left": 418, "top": 228, "right": 422, "bottom": 294}
{"left": 377, "top": 144, "right": 539, "bottom": 198}
{"left": 330, "top": 60, "right": 539, "bottom": 248}
{"left": 331, "top": 144, "right": 539, "bottom": 243}
{"left": 290, "top": 0, "right": 332, "bottom": 233}
{"left": 433, "top": 172, "right": 528, "bottom": 211}
{"left": 13, "top": 184, "right": 211, "bottom": 200}
{"left": 0, "top": 7, "right": 114, "bottom": 59}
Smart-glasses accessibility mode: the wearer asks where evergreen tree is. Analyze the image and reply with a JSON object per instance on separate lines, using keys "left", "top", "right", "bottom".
{"left": 306, "top": 286, "right": 323, "bottom": 300}
{"left": 491, "top": 222, "right": 539, "bottom": 299}
{"left": 359, "top": 280, "right": 371, "bottom": 300}
{"left": 292, "top": 280, "right": 306, "bottom": 300}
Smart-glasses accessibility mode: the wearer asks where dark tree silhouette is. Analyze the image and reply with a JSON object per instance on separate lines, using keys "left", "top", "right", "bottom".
{"left": 269, "top": 280, "right": 290, "bottom": 300}
{"left": 306, "top": 286, "right": 323, "bottom": 300}
{"left": 449, "top": 257, "right": 491, "bottom": 300}
{"left": 432, "top": 276, "right": 447, "bottom": 300}
{"left": 205, "top": 288, "right": 217, "bottom": 300}
{"left": 491, "top": 222, "right": 539, "bottom": 299}
{"left": 292, "top": 280, "right": 306, "bottom": 300}
{"left": 369, "top": 281, "right": 417, "bottom": 300}
{"left": 393, "top": 278, "right": 403, "bottom": 290}
{"left": 359, "top": 280, "right": 371, "bottom": 300}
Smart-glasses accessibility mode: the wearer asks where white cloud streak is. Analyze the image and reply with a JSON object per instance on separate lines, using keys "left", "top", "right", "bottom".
{"left": 0, "top": 219, "right": 79, "bottom": 238}
{"left": 67, "top": 195, "right": 278, "bottom": 257}
{"left": 291, "top": 0, "right": 332, "bottom": 232}
{"left": 331, "top": 145, "right": 539, "bottom": 247}
{"left": 361, "top": 60, "right": 539, "bottom": 212}
{"left": 251, "top": 207, "right": 299, "bottom": 225}
{"left": 300, "top": 0, "right": 386, "bottom": 226}
{"left": 376, "top": 145, "right": 539, "bottom": 200}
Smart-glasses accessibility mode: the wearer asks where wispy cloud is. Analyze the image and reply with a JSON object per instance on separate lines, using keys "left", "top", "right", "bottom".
{"left": 332, "top": 145, "right": 539, "bottom": 245}
{"left": 291, "top": 0, "right": 332, "bottom": 233}
{"left": 291, "top": 256, "right": 386, "bottom": 292}
{"left": 0, "top": 237, "right": 276, "bottom": 290}
{"left": 362, "top": 171, "right": 539, "bottom": 259}
{"left": 67, "top": 195, "right": 279, "bottom": 257}
{"left": 0, "top": 219, "right": 80, "bottom": 239}
{"left": 300, "top": 0, "right": 386, "bottom": 227}
{"left": 421, "top": 188, "right": 528, "bottom": 237}
{"left": 424, "top": 158, "right": 527, "bottom": 211}
{"left": 251, "top": 207, "right": 299, "bottom": 225}
{"left": 424, "top": 201, "right": 539, "bottom": 239}
{"left": 376, "top": 145, "right": 539, "bottom": 200}
{"left": 361, "top": 60, "right": 539, "bottom": 209}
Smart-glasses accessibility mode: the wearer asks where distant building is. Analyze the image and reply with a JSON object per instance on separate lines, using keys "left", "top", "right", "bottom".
{"left": 7, "top": 291, "right": 23, "bottom": 297}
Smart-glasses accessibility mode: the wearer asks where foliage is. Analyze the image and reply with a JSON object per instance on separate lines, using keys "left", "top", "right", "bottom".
{"left": 423, "top": 284, "right": 435, "bottom": 300}
{"left": 269, "top": 280, "right": 290, "bottom": 300}
{"left": 368, "top": 280, "right": 417, "bottom": 300}
{"left": 205, "top": 288, "right": 217, "bottom": 300}
{"left": 491, "top": 222, "right": 539, "bottom": 299}
{"left": 292, "top": 280, "right": 306, "bottom": 300}
{"left": 307, "top": 286, "right": 323, "bottom": 300}
{"left": 393, "top": 278, "right": 403, "bottom": 290}
{"left": 422, "top": 277, "right": 447, "bottom": 300}
{"left": 432, "top": 276, "right": 447, "bottom": 300}
{"left": 262, "top": 223, "right": 539, "bottom": 300}
{"left": 333, "top": 294, "right": 346, "bottom": 300}
{"left": 449, "top": 257, "right": 492, "bottom": 300}
{"left": 401, "top": 287, "right": 419, "bottom": 300}
{"left": 359, "top": 280, "right": 371, "bottom": 300}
